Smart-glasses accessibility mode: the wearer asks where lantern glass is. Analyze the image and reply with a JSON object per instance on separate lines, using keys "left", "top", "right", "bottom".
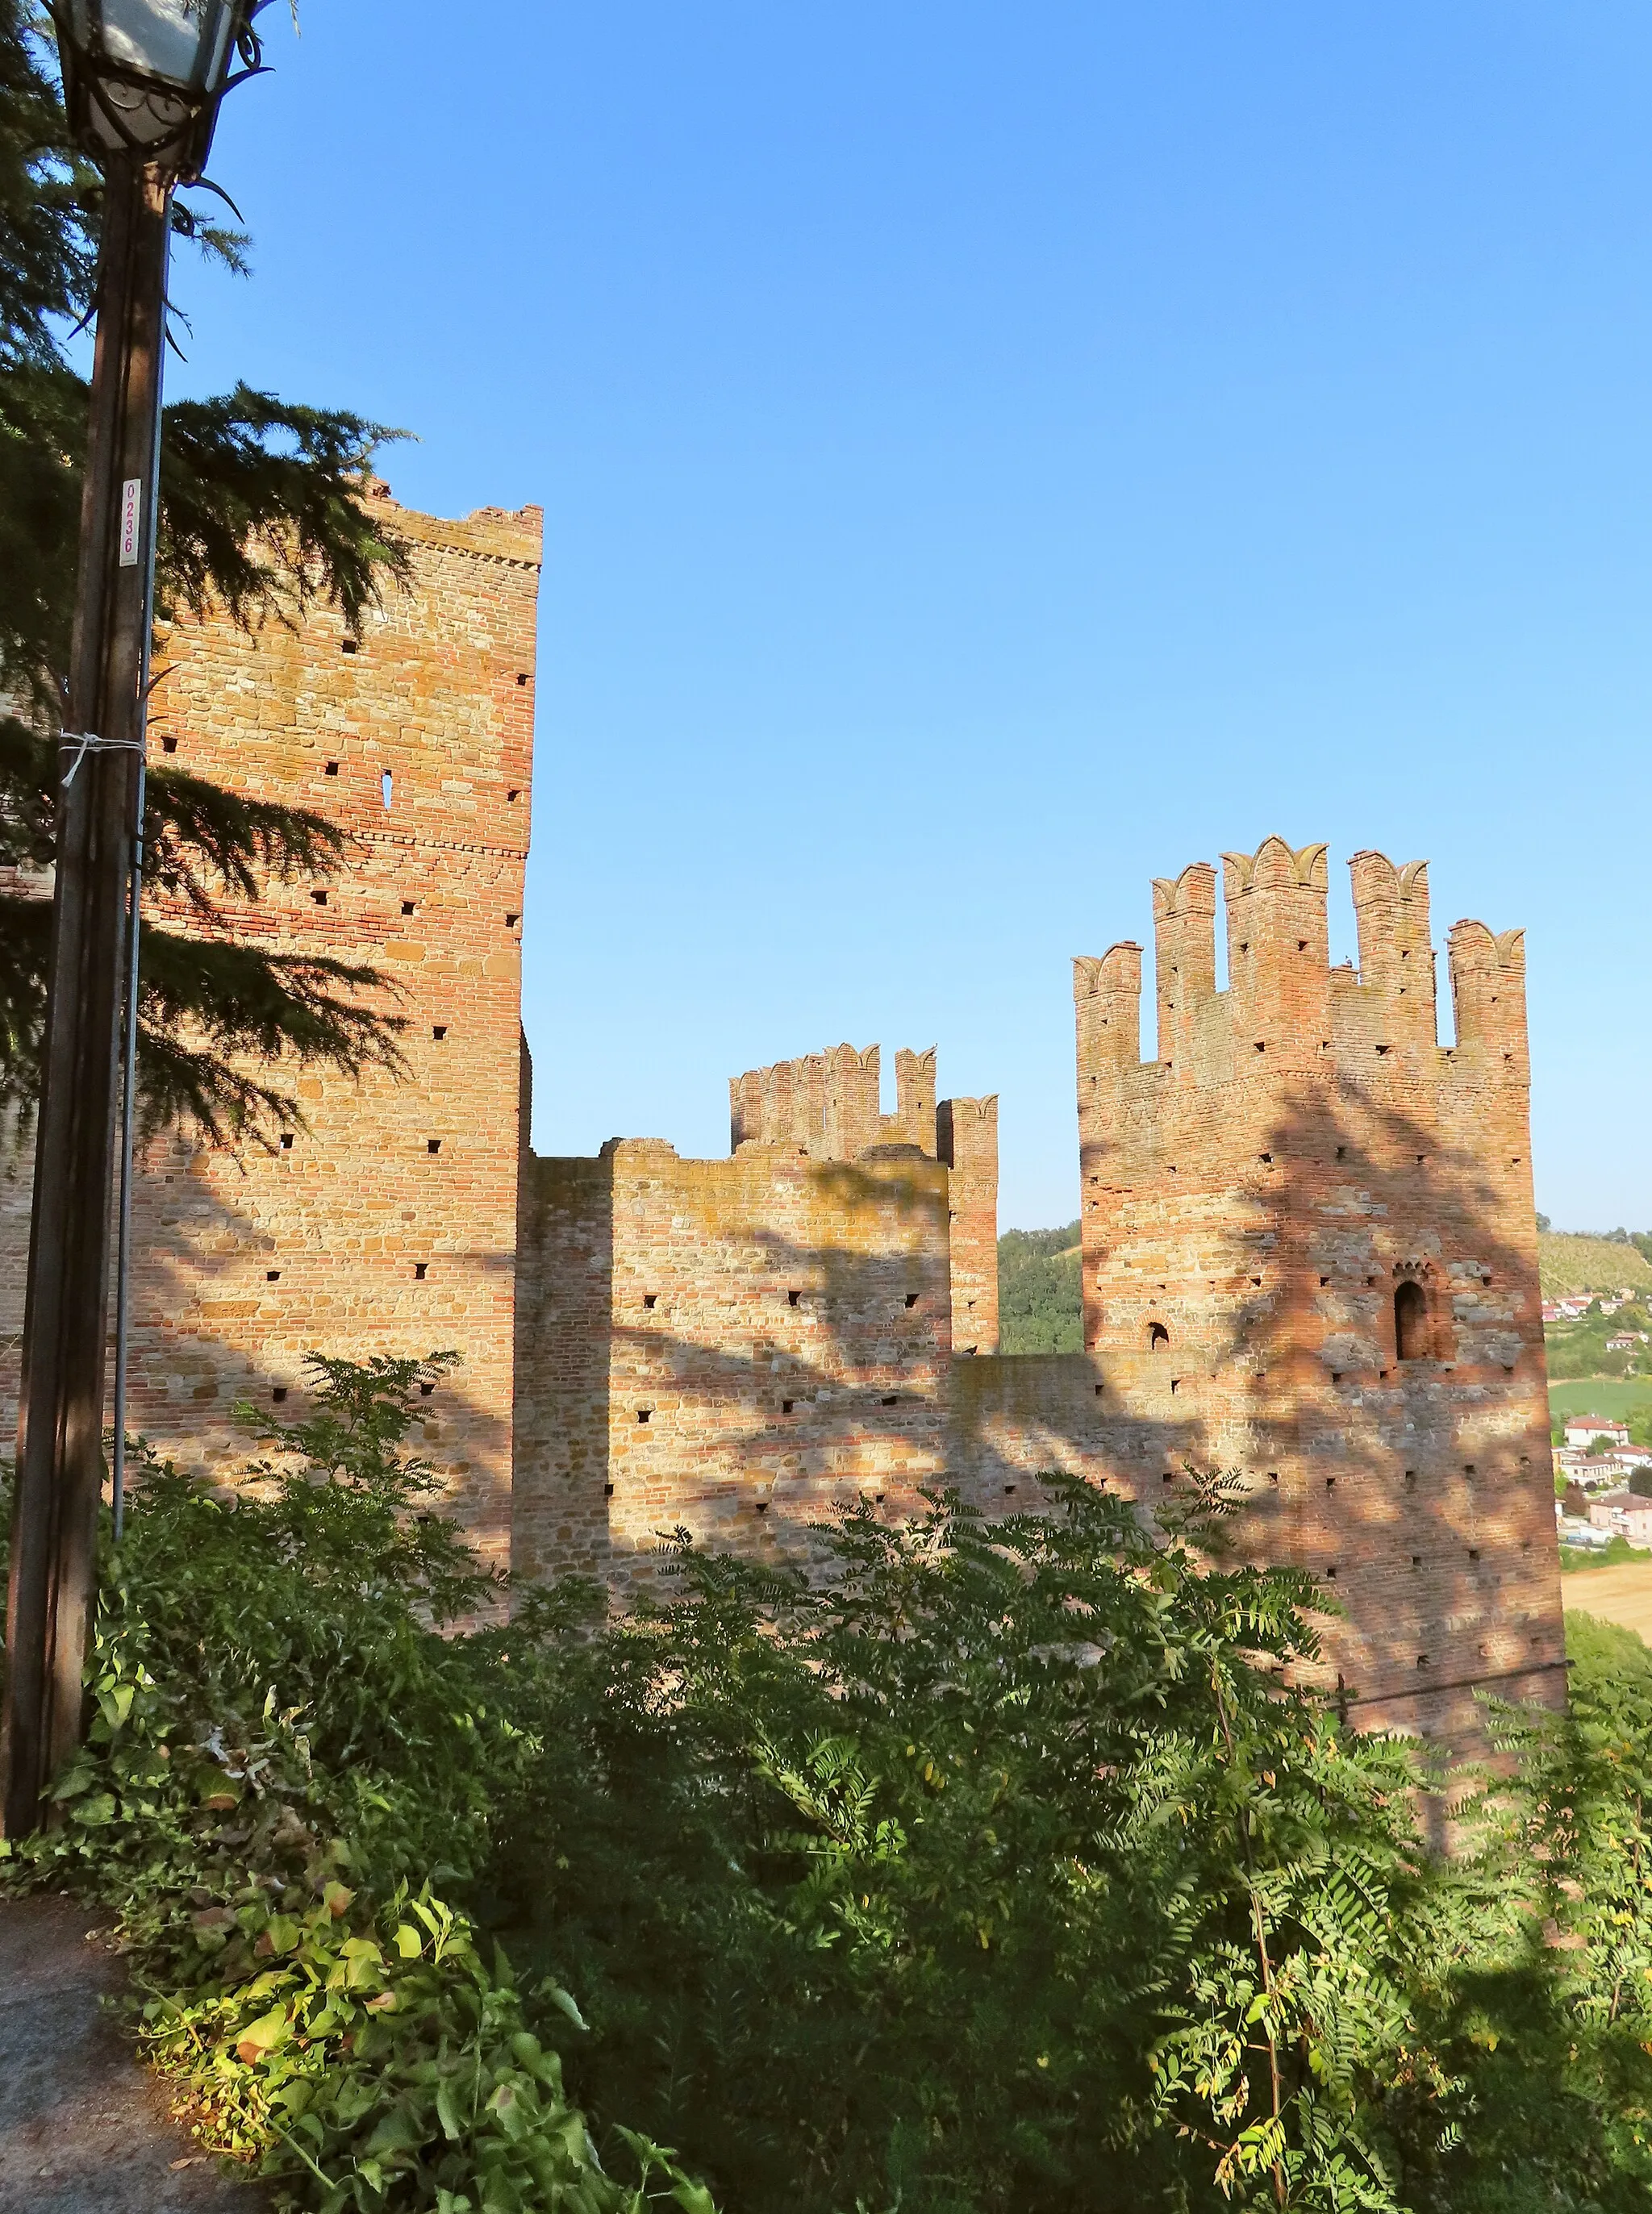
{"left": 67, "top": 0, "right": 236, "bottom": 92}
{"left": 55, "top": 0, "right": 248, "bottom": 170}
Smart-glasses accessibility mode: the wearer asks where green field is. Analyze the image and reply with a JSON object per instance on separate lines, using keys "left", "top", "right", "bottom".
{"left": 1550, "top": 1378, "right": 1652, "bottom": 1420}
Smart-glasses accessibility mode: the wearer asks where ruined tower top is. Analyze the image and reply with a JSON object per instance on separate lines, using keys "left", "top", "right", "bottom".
{"left": 1066, "top": 836, "right": 1554, "bottom": 1737}
{"left": 728, "top": 1044, "right": 1002, "bottom": 1353}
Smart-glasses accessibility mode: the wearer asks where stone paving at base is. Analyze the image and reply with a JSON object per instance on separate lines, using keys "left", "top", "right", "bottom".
{"left": 0, "top": 1896, "right": 269, "bottom": 2214}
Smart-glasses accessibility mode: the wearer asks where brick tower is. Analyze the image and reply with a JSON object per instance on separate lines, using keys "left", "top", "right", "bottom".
{"left": 1073, "top": 836, "right": 1564, "bottom": 1743}
{"left": 0, "top": 493, "right": 540, "bottom": 1571}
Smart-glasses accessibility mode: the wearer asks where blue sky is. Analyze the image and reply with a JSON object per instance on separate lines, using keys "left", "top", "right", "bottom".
{"left": 169, "top": 2, "right": 1652, "bottom": 1231}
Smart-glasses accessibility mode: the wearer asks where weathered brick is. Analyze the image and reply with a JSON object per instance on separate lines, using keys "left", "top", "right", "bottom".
{"left": 942, "top": 839, "right": 1564, "bottom": 1758}
{"left": 0, "top": 492, "right": 540, "bottom": 1576}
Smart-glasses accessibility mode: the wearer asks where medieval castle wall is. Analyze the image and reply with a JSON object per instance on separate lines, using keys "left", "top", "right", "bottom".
{"left": 512, "top": 1132, "right": 953, "bottom": 1598}
{"left": 973, "top": 836, "right": 1564, "bottom": 1747}
{"left": 512, "top": 1048, "right": 1001, "bottom": 1595}
{"left": 729, "top": 1044, "right": 1000, "bottom": 1353}
{"left": 0, "top": 493, "right": 540, "bottom": 1572}
{"left": 0, "top": 494, "right": 1564, "bottom": 1749}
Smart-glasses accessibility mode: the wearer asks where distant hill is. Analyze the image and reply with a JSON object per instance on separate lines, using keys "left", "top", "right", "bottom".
{"left": 999, "top": 1224, "right": 1083, "bottom": 1354}
{"left": 1538, "top": 1233, "right": 1652, "bottom": 1300}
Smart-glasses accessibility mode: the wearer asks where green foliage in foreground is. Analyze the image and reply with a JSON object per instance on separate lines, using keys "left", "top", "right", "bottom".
{"left": 8, "top": 1356, "right": 1652, "bottom": 2210}
{"left": 998, "top": 1220, "right": 1083, "bottom": 1353}
{"left": 0, "top": 1355, "right": 710, "bottom": 2214}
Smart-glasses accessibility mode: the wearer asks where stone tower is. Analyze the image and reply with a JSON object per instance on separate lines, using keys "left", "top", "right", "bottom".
{"left": 1071, "top": 836, "right": 1563, "bottom": 1740}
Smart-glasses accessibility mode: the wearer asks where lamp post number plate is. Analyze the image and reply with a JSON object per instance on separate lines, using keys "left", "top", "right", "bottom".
{"left": 119, "top": 477, "right": 142, "bottom": 567}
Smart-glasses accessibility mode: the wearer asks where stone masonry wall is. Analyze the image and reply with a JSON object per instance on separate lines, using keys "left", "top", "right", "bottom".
{"left": 0, "top": 493, "right": 540, "bottom": 1573}
{"left": 949, "top": 836, "right": 1562, "bottom": 1757}
{"left": 512, "top": 1136, "right": 953, "bottom": 1599}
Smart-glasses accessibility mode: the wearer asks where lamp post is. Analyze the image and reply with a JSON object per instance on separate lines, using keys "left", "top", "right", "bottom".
{"left": 0, "top": 0, "right": 265, "bottom": 1840}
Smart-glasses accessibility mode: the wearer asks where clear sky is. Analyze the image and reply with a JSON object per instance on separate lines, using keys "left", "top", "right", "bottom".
{"left": 166, "top": 1, "right": 1652, "bottom": 1232}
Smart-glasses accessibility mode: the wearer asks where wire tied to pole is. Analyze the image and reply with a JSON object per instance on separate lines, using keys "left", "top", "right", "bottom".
{"left": 58, "top": 731, "right": 145, "bottom": 788}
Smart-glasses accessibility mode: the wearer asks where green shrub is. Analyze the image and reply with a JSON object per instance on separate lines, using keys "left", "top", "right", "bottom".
{"left": 8, "top": 1357, "right": 1652, "bottom": 2212}
{"left": 0, "top": 1354, "right": 709, "bottom": 2214}
{"left": 481, "top": 1484, "right": 1652, "bottom": 2213}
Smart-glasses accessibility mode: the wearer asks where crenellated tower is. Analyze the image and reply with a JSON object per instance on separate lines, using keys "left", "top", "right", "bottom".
{"left": 1070, "top": 836, "right": 1562, "bottom": 1746}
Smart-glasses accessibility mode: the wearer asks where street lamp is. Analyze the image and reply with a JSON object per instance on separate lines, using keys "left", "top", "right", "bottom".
{"left": 56, "top": 0, "right": 256, "bottom": 178}
{"left": 0, "top": 0, "right": 265, "bottom": 1839}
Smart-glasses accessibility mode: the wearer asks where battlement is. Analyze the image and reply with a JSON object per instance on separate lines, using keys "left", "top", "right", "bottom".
{"left": 727, "top": 1044, "right": 1001, "bottom": 1350}
{"left": 1060, "top": 834, "right": 1559, "bottom": 1745}
{"left": 1074, "top": 838, "right": 1530, "bottom": 1089}
{"left": 362, "top": 486, "right": 544, "bottom": 569}
{"left": 730, "top": 1044, "right": 939, "bottom": 1159}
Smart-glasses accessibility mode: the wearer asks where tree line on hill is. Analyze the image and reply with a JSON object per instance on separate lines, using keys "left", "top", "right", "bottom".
{"left": 998, "top": 1222, "right": 1083, "bottom": 1353}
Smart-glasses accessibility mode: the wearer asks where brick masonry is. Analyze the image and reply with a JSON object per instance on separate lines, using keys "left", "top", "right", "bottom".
{"left": 512, "top": 1136, "right": 953, "bottom": 1600}
{"left": 0, "top": 492, "right": 540, "bottom": 1574}
{"left": 0, "top": 499, "right": 1565, "bottom": 1749}
{"left": 942, "top": 837, "right": 1564, "bottom": 1753}
{"left": 516, "top": 840, "right": 1565, "bottom": 1755}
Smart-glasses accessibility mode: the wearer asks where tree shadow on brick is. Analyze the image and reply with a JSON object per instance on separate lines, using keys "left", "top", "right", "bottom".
{"left": 517, "top": 1145, "right": 999, "bottom": 1599}
{"left": 0, "top": 1127, "right": 517, "bottom": 1573}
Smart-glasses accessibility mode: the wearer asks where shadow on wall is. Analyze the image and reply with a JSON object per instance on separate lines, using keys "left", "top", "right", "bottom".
{"left": 0, "top": 1133, "right": 515, "bottom": 1559}
{"left": 957, "top": 1080, "right": 1562, "bottom": 1766}
{"left": 511, "top": 1145, "right": 958, "bottom": 1599}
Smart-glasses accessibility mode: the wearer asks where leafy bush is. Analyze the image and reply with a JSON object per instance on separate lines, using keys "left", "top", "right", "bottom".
{"left": 482, "top": 1487, "right": 1652, "bottom": 2213}
{"left": 1560, "top": 1534, "right": 1650, "bottom": 1571}
{"left": 8, "top": 1357, "right": 1652, "bottom": 2212}
{"left": 0, "top": 1354, "right": 710, "bottom": 2214}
